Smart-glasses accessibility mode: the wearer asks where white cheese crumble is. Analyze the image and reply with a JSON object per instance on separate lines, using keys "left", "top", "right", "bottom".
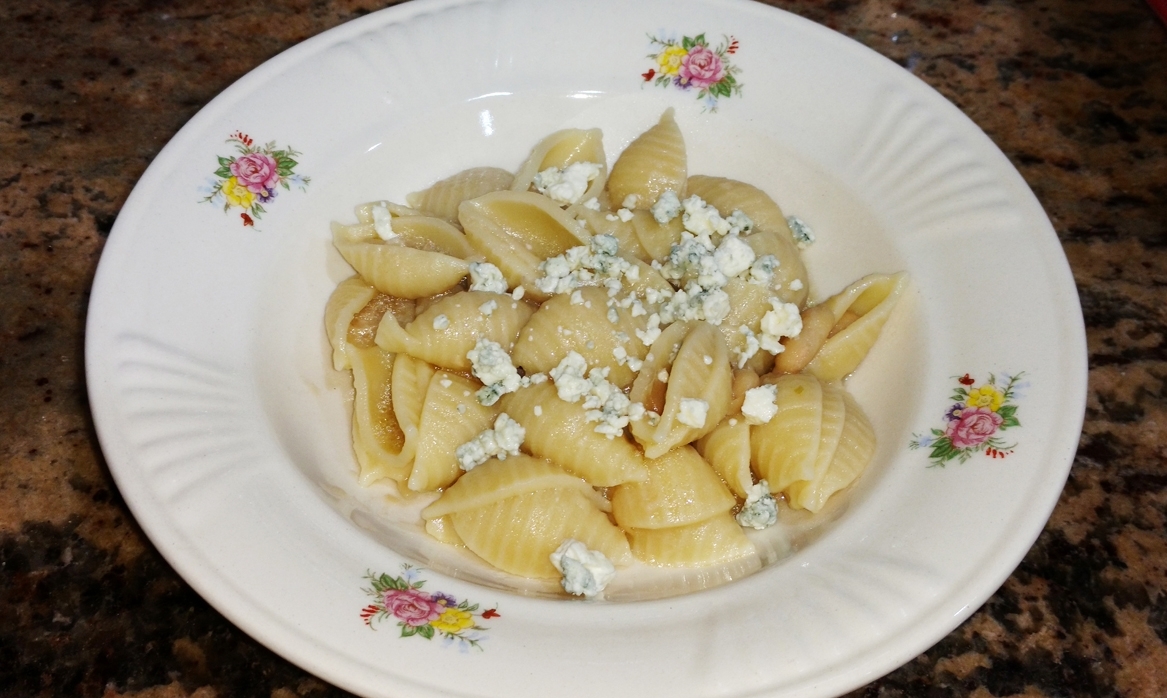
{"left": 534, "top": 234, "right": 639, "bottom": 296}
{"left": 616, "top": 207, "right": 634, "bottom": 222}
{"left": 677, "top": 398, "right": 709, "bottom": 429}
{"left": 787, "top": 215, "right": 815, "bottom": 249}
{"left": 789, "top": 278, "right": 803, "bottom": 291}
{"left": 714, "top": 235, "right": 756, "bottom": 279}
{"left": 582, "top": 197, "right": 601, "bottom": 211}
{"left": 651, "top": 190, "right": 682, "bottom": 223}
{"left": 512, "top": 285, "right": 526, "bottom": 300}
{"left": 439, "top": 378, "right": 453, "bottom": 389}
{"left": 758, "top": 299, "right": 803, "bottom": 353}
{"left": 549, "top": 352, "right": 645, "bottom": 437}
{"left": 468, "top": 262, "right": 508, "bottom": 294}
{"left": 749, "top": 255, "right": 778, "bottom": 285}
{"left": 741, "top": 384, "right": 779, "bottom": 425}
{"left": 478, "top": 299, "right": 498, "bottom": 316}
{"left": 371, "top": 204, "right": 398, "bottom": 241}
{"left": 736, "top": 480, "right": 778, "bottom": 529}
{"left": 550, "top": 539, "right": 616, "bottom": 598}
{"left": 622, "top": 194, "right": 640, "bottom": 209}
{"left": 467, "top": 338, "right": 522, "bottom": 406}
{"left": 532, "top": 162, "right": 602, "bottom": 205}
{"left": 432, "top": 314, "right": 450, "bottom": 331}
{"left": 454, "top": 413, "right": 526, "bottom": 471}
{"left": 635, "top": 313, "right": 662, "bottom": 347}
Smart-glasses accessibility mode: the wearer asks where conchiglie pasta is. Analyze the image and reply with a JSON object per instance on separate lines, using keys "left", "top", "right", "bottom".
{"left": 626, "top": 513, "right": 755, "bottom": 567}
{"left": 804, "top": 272, "right": 909, "bottom": 382}
{"left": 388, "top": 215, "right": 479, "bottom": 259}
{"left": 785, "top": 384, "right": 875, "bottom": 512}
{"left": 459, "top": 190, "right": 590, "bottom": 299}
{"left": 750, "top": 373, "right": 823, "bottom": 492}
{"left": 512, "top": 128, "right": 608, "bottom": 207}
{"left": 422, "top": 454, "right": 605, "bottom": 518}
{"left": 407, "top": 167, "right": 515, "bottom": 222}
{"left": 324, "top": 276, "right": 375, "bottom": 371}
{"left": 499, "top": 382, "right": 650, "bottom": 487}
{"left": 375, "top": 290, "right": 534, "bottom": 371}
{"left": 334, "top": 237, "right": 470, "bottom": 299}
{"left": 408, "top": 371, "right": 498, "bottom": 492}
{"left": 630, "top": 321, "right": 732, "bottom": 458}
{"left": 512, "top": 286, "right": 648, "bottom": 389}
{"left": 607, "top": 108, "right": 687, "bottom": 208}
{"left": 696, "top": 418, "right": 753, "bottom": 499}
{"left": 346, "top": 345, "right": 415, "bottom": 485}
{"left": 610, "top": 446, "right": 735, "bottom": 530}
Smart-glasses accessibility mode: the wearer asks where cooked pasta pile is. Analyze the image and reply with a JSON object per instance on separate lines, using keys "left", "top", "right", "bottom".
{"left": 325, "top": 110, "right": 907, "bottom": 596}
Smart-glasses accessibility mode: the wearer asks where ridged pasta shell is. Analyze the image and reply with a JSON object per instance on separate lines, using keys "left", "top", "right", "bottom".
{"left": 631, "top": 211, "right": 685, "bottom": 262}
{"left": 388, "top": 216, "right": 479, "bottom": 259}
{"left": 627, "top": 513, "right": 755, "bottom": 567}
{"left": 458, "top": 190, "right": 590, "bottom": 300}
{"left": 610, "top": 446, "right": 735, "bottom": 529}
{"left": 696, "top": 418, "right": 753, "bottom": 499}
{"left": 786, "top": 384, "right": 871, "bottom": 512}
{"left": 408, "top": 371, "right": 498, "bottom": 492}
{"left": 335, "top": 238, "right": 470, "bottom": 299}
{"left": 375, "top": 291, "right": 534, "bottom": 371}
{"left": 407, "top": 167, "right": 515, "bottom": 222}
{"left": 512, "top": 128, "right": 609, "bottom": 208}
{"left": 324, "top": 276, "right": 376, "bottom": 371}
{"left": 499, "top": 382, "right": 650, "bottom": 486}
{"left": 816, "top": 390, "right": 876, "bottom": 509}
{"left": 719, "top": 276, "right": 776, "bottom": 371}
{"left": 512, "top": 286, "right": 648, "bottom": 389}
{"left": 450, "top": 487, "right": 632, "bottom": 579}
{"left": 346, "top": 345, "right": 414, "bottom": 485}
{"left": 805, "top": 272, "right": 909, "bottom": 382}
{"left": 750, "top": 373, "right": 823, "bottom": 492}
{"left": 630, "top": 322, "right": 732, "bottom": 458}
{"left": 607, "top": 109, "right": 687, "bottom": 209}
{"left": 422, "top": 454, "right": 608, "bottom": 518}
{"left": 424, "top": 515, "right": 463, "bottom": 545}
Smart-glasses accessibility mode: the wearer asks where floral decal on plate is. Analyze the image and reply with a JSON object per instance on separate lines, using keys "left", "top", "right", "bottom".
{"left": 200, "top": 131, "right": 309, "bottom": 227}
{"left": 643, "top": 33, "right": 742, "bottom": 111}
{"left": 909, "top": 372, "right": 1026, "bottom": 467}
{"left": 360, "top": 565, "right": 497, "bottom": 651}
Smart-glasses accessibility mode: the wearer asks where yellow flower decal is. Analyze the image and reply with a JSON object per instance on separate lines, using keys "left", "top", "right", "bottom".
{"left": 657, "top": 45, "right": 688, "bottom": 75}
{"left": 431, "top": 607, "right": 475, "bottom": 634}
{"left": 222, "top": 176, "right": 255, "bottom": 209}
{"left": 966, "top": 385, "right": 1004, "bottom": 412}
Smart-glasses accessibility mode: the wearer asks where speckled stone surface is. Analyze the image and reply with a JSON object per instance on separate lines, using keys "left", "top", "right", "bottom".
{"left": 2, "top": 0, "right": 1164, "bottom": 696}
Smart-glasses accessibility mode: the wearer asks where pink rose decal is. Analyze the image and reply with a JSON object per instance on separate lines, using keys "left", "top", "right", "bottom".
{"left": 383, "top": 589, "right": 443, "bottom": 626}
{"left": 230, "top": 152, "right": 280, "bottom": 194}
{"left": 679, "top": 45, "right": 725, "bottom": 89}
{"left": 944, "top": 407, "right": 1003, "bottom": 449}
{"left": 645, "top": 34, "right": 742, "bottom": 112}
{"left": 910, "top": 372, "right": 1024, "bottom": 466}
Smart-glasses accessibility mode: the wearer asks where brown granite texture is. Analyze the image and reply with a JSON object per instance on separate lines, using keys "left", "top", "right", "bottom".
{"left": 1, "top": 0, "right": 1164, "bottom": 696}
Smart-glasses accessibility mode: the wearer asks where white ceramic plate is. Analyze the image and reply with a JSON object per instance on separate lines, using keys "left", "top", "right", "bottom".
{"left": 86, "top": 0, "right": 1086, "bottom": 696}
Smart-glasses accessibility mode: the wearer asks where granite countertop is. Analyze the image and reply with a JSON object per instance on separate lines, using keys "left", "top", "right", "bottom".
{"left": 2, "top": 0, "right": 1165, "bottom": 696}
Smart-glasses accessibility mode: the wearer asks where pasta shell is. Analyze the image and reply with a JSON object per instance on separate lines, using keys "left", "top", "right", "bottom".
{"left": 388, "top": 216, "right": 479, "bottom": 259}
{"left": 424, "top": 515, "right": 463, "bottom": 545}
{"left": 346, "top": 345, "right": 414, "bottom": 485}
{"left": 750, "top": 373, "right": 823, "bottom": 492}
{"left": 630, "top": 321, "right": 732, "bottom": 458}
{"left": 375, "top": 290, "right": 534, "bottom": 371}
{"left": 741, "top": 229, "right": 809, "bottom": 308}
{"left": 627, "top": 513, "right": 755, "bottom": 567}
{"left": 512, "top": 286, "right": 648, "bottom": 389}
{"left": 335, "top": 238, "right": 470, "bottom": 299}
{"left": 610, "top": 446, "right": 735, "bottom": 529}
{"left": 786, "top": 384, "right": 862, "bottom": 512}
{"left": 450, "top": 487, "right": 632, "bottom": 579}
{"left": 512, "top": 128, "right": 609, "bottom": 208}
{"left": 423, "top": 454, "right": 608, "bottom": 518}
{"left": 408, "top": 371, "right": 498, "bottom": 492}
{"left": 407, "top": 167, "right": 515, "bottom": 222}
{"left": 607, "top": 109, "right": 687, "bottom": 209}
{"left": 718, "top": 276, "right": 776, "bottom": 371}
{"left": 324, "top": 276, "right": 375, "bottom": 371}
{"left": 805, "top": 272, "right": 909, "bottom": 382}
{"left": 500, "top": 382, "right": 650, "bottom": 486}
{"left": 696, "top": 418, "right": 753, "bottom": 499}
{"left": 458, "top": 191, "right": 590, "bottom": 300}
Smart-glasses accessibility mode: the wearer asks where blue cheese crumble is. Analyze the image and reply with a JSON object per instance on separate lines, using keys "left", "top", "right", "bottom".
{"left": 786, "top": 215, "right": 815, "bottom": 249}
{"left": 677, "top": 398, "right": 709, "bottom": 429}
{"left": 549, "top": 352, "right": 645, "bottom": 437}
{"left": 371, "top": 203, "right": 398, "bottom": 241}
{"left": 736, "top": 481, "right": 778, "bottom": 529}
{"left": 651, "top": 190, "right": 682, "bottom": 224}
{"left": 534, "top": 234, "right": 639, "bottom": 296}
{"left": 469, "top": 261, "right": 508, "bottom": 294}
{"left": 432, "top": 314, "right": 450, "bottom": 331}
{"left": 741, "top": 384, "right": 779, "bottom": 425}
{"left": 759, "top": 299, "right": 803, "bottom": 353}
{"left": 550, "top": 539, "right": 616, "bottom": 598}
{"left": 532, "top": 162, "right": 602, "bottom": 205}
{"left": 467, "top": 338, "right": 522, "bottom": 405}
{"left": 454, "top": 413, "right": 526, "bottom": 471}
